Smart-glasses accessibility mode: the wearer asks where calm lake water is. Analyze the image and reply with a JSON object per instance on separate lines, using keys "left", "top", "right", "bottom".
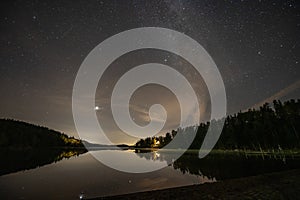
{"left": 0, "top": 149, "right": 299, "bottom": 199}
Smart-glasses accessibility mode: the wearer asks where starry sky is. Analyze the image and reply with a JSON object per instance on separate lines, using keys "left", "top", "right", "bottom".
{"left": 0, "top": 0, "right": 299, "bottom": 144}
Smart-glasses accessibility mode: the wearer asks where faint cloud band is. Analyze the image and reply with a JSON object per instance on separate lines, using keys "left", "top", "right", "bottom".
{"left": 72, "top": 27, "right": 227, "bottom": 173}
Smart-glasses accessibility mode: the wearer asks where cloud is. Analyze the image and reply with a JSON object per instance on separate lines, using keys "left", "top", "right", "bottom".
{"left": 251, "top": 79, "right": 300, "bottom": 109}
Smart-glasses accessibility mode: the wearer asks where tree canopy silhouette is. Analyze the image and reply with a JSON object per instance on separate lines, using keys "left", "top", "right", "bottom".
{"left": 0, "top": 119, "right": 84, "bottom": 148}
{"left": 135, "top": 99, "right": 300, "bottom": 150}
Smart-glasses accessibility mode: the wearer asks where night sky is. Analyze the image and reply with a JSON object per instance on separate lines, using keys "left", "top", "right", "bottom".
{"left": 0, "top": 0, "right": 299, "bottom": 144}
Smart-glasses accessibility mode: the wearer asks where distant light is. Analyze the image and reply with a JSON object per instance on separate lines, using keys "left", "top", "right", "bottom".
{"left": 79, "top": 192, "right": 85, "bottom": 199}
{"left": 95, "top": 106, "right": 100, "bottom": 111}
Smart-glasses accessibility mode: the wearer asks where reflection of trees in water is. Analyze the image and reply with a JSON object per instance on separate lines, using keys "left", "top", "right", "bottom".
{"left": 135, "top": 149, "right": 173, "bottom": 165}
{"left": 134, "top": 99, "right": 300, "bottom": 180}
{"left": 0, "top": 148, "right": 87, "bottom": 176}
{"left": 135, "top": 150, "right": 300, "bottom": 180}
{"left": 0, "top": 119, "right": 88, "bottom": 176}
{"left": 174, "top": 153, "right": 300, "bottom": 180}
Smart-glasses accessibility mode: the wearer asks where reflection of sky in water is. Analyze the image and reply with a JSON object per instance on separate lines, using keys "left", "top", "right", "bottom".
{"left": 0, "top": 151, "right": 212, "bottom": 200}
{"left": 90, "top": 150, "right": 168, "bottom": 173}
{"left": 1, "top": 150, "right": 299, "bottom": 199}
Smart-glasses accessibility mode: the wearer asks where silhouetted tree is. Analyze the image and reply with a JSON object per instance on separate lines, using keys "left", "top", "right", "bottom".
{"left": 0, "top": 119, "right": 84, "bottom": 148}
{"left": 136, "top": 99, "right": 300, "bottom": 150}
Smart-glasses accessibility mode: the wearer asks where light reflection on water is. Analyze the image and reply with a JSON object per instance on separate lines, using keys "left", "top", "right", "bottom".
{"left": 0, "top": 149, "right": 299, "bottom": 199}
{"left": 90, "top": 150, "right": 168, "bottom": 173}
{"left": 0, "top": 150, "right": 212, "bottom": 200}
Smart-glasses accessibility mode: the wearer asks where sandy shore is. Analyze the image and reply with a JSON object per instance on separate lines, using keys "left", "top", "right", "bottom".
{"left": 91, "top": 169, "right": 300, "bottom": 200}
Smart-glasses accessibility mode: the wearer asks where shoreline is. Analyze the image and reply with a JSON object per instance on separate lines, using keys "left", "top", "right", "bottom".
{"left": 90, "top": 169, "right": 300, "bottom": 200}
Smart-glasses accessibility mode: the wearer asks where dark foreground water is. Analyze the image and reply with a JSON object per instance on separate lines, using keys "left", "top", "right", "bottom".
{"left": 0, "top": 149, "right": 299, "bottom": 199}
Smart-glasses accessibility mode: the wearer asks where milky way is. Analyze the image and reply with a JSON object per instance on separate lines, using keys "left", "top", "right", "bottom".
{"left": 0, "top": 0, "right": 299, "bottom": 144}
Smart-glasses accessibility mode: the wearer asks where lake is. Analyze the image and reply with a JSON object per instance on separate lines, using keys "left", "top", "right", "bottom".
{"left": 0, "top": 149, "right": 299, "bottom": 199}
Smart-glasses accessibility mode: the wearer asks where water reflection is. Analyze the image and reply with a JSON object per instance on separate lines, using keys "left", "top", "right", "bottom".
{"left": 135, "top": 150, "right": 300, "bottom": 180}
{"left": 0, "top": 148, "right": 87, "bottom": 176}
{"left": 1, "top": 149, "right": 299, "bottom": 199}
{"left": 90, "top": 149, "right": 168, "bottom": 173}
{"left": 0, "top": 151, "right": 205, "bottom": 200}
{"left": 2, "top": 147, "right": 299, "bottom": 180}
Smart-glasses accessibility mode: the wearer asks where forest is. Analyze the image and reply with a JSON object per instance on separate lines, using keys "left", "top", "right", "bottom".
{"left": 0, "top": 119, "right": 87, "bottom": 175}
{"left": 135, "top": 99, "right": 300, "bottom": 150}
{"left": 0, "top": 119, "right": 84, "bottom": 148}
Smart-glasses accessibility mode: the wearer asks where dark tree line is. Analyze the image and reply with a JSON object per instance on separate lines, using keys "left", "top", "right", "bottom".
{"left": 0, "top": 119, "right": 84, "bottom": 148}
{"left": 0, "top": 119, "right": 87, "bottom": 176}
{"left": 136, "top": 99, "right": 300, "bottom": 150}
